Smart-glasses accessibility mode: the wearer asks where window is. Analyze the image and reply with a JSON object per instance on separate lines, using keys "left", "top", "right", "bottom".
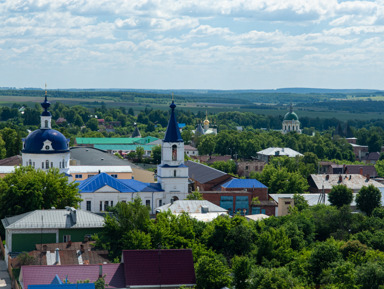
{"left": 88, "top": 175, "right": 95, "bottom": 178}
{"left": 86, "top": 201, "right": 91, "bottom": 211}
{"left": 146, "top": 200, "right": 150, "bottom": 207}
{"left": 122, "top": 200, "right": 126, "bottom": 203}
{"left": 99, "top": 201, "right": 102, "bottom": 212}
{"left": 62, "top": 160, "right": 65, "bottom": 168}
{"left": 174, "top": 170, "right": 176, "bottom": 177}
{"left": 33, "top": 162, "right": 35, "bottom": 168}
{"left": 46, "top": 160, "right": 49, "bottom": 169}
{"left": 172, "top": 144, "right": 177, "bottom": 161}
{"left": 110, "top": 201, "right": 114, "bottom": 207}
{"left": 159, "top": 200, "right": 162, "bottom": 207}
{"left": 42, "top": 162, "right": 44, "bottom": 169}
{"left": 45, "top": 120, "right": 49, "bottom": 128}
{"left": 111, "top": 174, "right": 118, "bottom": 178}
{"left": 104, "top": 201, "right": 109, "bottom": 211}
{"left": 245, "top": 166, "right": 249, "bottom": 170}
{"left": 75, "top": 174, "right": 83, "bottom": 179}
{"left": 51, "top": 162, "right": 53, "bottom": 168}
{"left": 59, "top": 162, "right": 61, "bottom": 168}
{"left": 63, "top": 235, "right": 71, "bottom": 242}
{"left": 45, "top": 145, "right": 50, "bottom": 150}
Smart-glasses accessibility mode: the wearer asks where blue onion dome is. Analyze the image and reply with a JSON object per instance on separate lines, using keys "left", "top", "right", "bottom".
{"left": 22, "top": 129, "right": 69, "bottom": 154}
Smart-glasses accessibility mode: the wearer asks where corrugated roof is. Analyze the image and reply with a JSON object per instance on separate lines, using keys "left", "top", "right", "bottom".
{"left": 156, "top": 200, "right": 227, "bottom": 214}
{"left": 77, "top": 173, "right": 163, "bottom": 193}
{"left": 221, "top": 179, "right": 267, "bottom": 189}
{"left": 70, "top": 147, "right": 135, "bottom": 167}
{"left": 257, "top": 147, "right": 303, "bottom": 157}
{"left": 21, "top": 264, "right": 125, "bottom": 289}
{"left": 2, "top": 209, "right": 104, "bottom": 229}
{"left": 310, "top": 174, "right": 384, "bottom": 191}
{"left": 122, "top": 250, "right": 195, "bottom": 287}
{"left": 185, "top": 160, "right": 228, "bottom": 184}
{"left": 68, "top": 166, "right": 132, "bottom": 174}
{"left": 94, "top": 144, "right": 155, "bottom": 151}
{"left": 75, "top": 138, "right": 141, "bottom": 145}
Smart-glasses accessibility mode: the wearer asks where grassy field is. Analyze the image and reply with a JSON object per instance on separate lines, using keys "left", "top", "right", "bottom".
{"left": 1, "top": 91, "right": 384, "bottom": 122}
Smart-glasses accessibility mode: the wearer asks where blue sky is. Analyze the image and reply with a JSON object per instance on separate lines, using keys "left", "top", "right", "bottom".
{"left": 1, "top": 0, "right": 384, "bottom": 90}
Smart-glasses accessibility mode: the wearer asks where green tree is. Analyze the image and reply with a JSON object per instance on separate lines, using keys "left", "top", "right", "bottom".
{"left": 151, "top": 145, "right": 161, "bottom": 164}
{"left": 308, "top": 240, "right": 342, "bottom": 284}
{"left": 368, "top": 132, "right": 382, "bottom": 153}
{"left": 0, "top": 167, "right": 81, "bottom": 221}
{"left": 328, "top": 184, "right": 353, "bottom": 208}
{"left": 356, "top": 185, "right": 382, "bottom": 216}
{"left": 293, "top": 193, "right": 309, "bottom": 211}
{"left": 195, "top": 255, "right": 231, "bottom": 289}
{"left": 356, "top": 262, "right": 384, "bottom": 289}
{"left": 136, "top": 146, "right": 145, "bottom": 162}
{"left": 197, "top": 135, "right": 216, "bottom": 156}
{"left": 186, "top": 191, "right": 204, "bottom": 200}
{"left": 86, "top": 118, "right": 99, "bottom": 131}
{"left": 0, "top": 128, "right": 22, "bottom": 157}
{"left": 375, "top": 159, "right": 384, "bottom": 177}
{"left": 94, "top": 198, "right": 150, "bottom": 259}
{"left": 232, "top": 255, "right": 252, "bottom": 289}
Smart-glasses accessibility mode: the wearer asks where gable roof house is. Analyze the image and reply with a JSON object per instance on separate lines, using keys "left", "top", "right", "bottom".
{"left": 308, "top": 174, "right": 384, "bottom": 194}
{"left": 156, "top": 200, "right": 228, "bottom": 222}
{"left": 1, "top": 208, "right": 104, "bottom": 257}
{"left": 121, "top": 249, "right": 196, "bottom": 289}
{"left": 77, "top": 173, "right": 163, "bottom": 214}
{"left": 185, "top": 160, "right": 232, "bottom": 191}
{"left": 20, "top": 249, "right": 196, "bottom": 289}
{"left": 20, "top": 263, "right": 125, "bottom": 289}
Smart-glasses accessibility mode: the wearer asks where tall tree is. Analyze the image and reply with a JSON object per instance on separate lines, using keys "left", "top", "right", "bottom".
{"left": 0, "top": 167, "right": 81, "bottom": 220}
{"left": 328, "top": 184, "right": 353, "bottom": 208}
{"left": 356, "top": 185, "right": 382, "bottom": 216}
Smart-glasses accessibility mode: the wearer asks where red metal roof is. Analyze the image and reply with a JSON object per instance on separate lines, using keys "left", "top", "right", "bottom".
{"left": 122, "top": 249, "right": 196, "bottom": 287}
{"left": 21, "top": 264, "right": 125, "bottom": 289}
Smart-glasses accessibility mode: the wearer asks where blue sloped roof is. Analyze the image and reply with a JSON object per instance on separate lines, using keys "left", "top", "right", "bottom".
{"left": 221, "top": 179, "right": 267, "bottom": 189}
{"left": 77, "top": 173, "right": 163, "bottom": 193}
{"left": 163, "top": 101, "right": 183, "bottom": 142}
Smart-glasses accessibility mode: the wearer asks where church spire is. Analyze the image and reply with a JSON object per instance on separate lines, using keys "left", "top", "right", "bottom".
{"left": 40, "top": 83, "right": 52, "bottom": 129}
{"left": 163, "top": 100, "right": 183, "bottom": 142}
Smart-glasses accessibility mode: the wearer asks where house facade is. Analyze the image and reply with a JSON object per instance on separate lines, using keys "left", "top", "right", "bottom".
{"left": 2, "top": 208, "right": 104, "bottom": 254}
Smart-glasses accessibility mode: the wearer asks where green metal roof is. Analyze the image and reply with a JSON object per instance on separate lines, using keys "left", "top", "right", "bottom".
{"left": 75, "top": 136, "right": 158, "bottom": 145}
{"left": 94, "top": 144, "right": 156, "bottom": 151}
{"left": 283, "top": 111, "right": 299, "bottom": 121}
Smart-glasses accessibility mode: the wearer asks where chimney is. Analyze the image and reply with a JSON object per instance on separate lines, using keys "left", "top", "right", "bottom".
{"left": 55, "top": 248, "right": 60, "bottom": 265}
{"left": 360, "top": 167, "right": 363, "bottom": 175}
{"left": 201, "top": 206, "right": 209, "bottom": 214}
{"left": 70, "top": 208, "right": 77, "bottom": 224}
{"left": 99, "top": 264, "right": 103, "bottom": 278}
{"left": 338, "top": 175, "right": 342, "bottom": 183}
{"left": 366, "top": 174, "right": 370, "bottom": 181}
{"left": 343, "top": 164, "right": 346, "bottom": 174}
{"left": 325, "top": 175, "right": 329, "bottom": 181}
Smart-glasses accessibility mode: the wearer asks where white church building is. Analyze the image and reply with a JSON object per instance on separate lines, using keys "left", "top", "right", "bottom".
{"left": 0, "top": 93, "right": 190, "bottom": 214}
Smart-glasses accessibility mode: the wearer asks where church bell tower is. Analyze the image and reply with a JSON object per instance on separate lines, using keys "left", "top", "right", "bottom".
{"left": 157, "top": 100, "right": 189, "bottom": 201}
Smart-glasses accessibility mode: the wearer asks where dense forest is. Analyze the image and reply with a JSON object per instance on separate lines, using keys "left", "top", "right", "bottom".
{"left": 93, "top": 194, "right": 384, "bottom": 289}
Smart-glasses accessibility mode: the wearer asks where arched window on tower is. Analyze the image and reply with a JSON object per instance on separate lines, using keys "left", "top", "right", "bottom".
{"left": 62, "top": 159, "right": 65, "bottom": 168}
{"left": 174, "top": 170, "right": 177, "bottom": 177}
{"left": 29, "top": 159, "right": 32, "bottom": 166}
{"left": 45, "top": 120, "right": 48, "bottom": 128}
{"left": 172, "top": 145, "right": 177, "bottom": 161}
{"left": 46, "top": 160, "right": 49, "bottom": 169}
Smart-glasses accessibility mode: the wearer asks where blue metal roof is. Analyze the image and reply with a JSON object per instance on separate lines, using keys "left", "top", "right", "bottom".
{"left": 163, "top": 101, "right": 183, "bottom": 142}
{"left": 77, "top": 173, "right": 163, "bottom": 193}
{"left": 221, "top": 179, "right": 267, "bottom": 189}
{"left": 22, "top": 129, "right": 69, "bottom": 154}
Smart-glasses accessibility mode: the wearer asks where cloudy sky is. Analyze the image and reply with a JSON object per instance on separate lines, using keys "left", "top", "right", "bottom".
{"left": 1, "top": 0, "right": 384, "bottom": 90}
